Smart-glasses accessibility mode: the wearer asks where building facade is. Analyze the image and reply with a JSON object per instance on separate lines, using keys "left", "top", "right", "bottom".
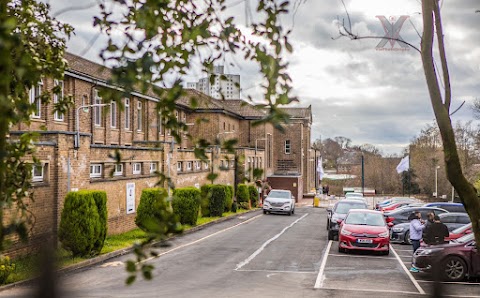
{"left": 186, "top": 66, "right": 241, "bottom": 99}
{"left": 7, "top": 53, "right": 313, "bottom": 255}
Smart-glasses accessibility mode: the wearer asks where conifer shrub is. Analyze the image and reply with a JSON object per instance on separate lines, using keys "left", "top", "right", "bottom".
{"left": 200, "top": 184, "right": 214, "bottom": 217}
{"left": 248, "top": 185, "right": 259, "bottom": 208}
{"left": 224, "top": 185, "right": 234, "bottom": 212}
{"left": 209, "top": 185, "right": 226, "bottom": 217}
{"left": 91, "top": 191, "right": 108, "bottom": 255}
{"left": 236, "top": 184, "right": 250, "bottom": 208}
{"left": 135, "top": 188, "right": 182, "bottom": 235}
{"left": 172, "top": 187, "right": 201, "bottom": 225}
{"left": 59, "top": 191, "right": 101, "bottom": 257}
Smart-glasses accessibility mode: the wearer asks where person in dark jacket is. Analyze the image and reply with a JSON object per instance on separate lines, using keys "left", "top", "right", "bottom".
{"left": 422, "top": 212, "right": 435, "bottom": 243}
{"left": 424, "top": 215, "right": 449, "bottom": 245}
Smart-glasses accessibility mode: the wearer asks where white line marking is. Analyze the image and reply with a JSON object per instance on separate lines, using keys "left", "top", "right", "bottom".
{"left": 398, "top": 254, "right": 413, "bottom": 258}
{"left": 390, "top": 244, "right": 425, "bottom": 295}
{"left": 416, "top": 280, "right": 480, "bottom": 286}
{"left": 395, "top": 249, "right": 415, "bottom": 252}
{"left": 142, "top": 214, "right": 262, "bottom": 263}
{"left": 314, "top": 240, "right": 333, "bottom": 289}
{"left": 327, "top": 253, "right": 396, "bottom": 260}
{"left": 319, "top": 286, "right": 421, "bottom": 296}
{"left": 236, "top": 269, "right": 316, "bottom": 274}
{"left": 235, "top": 213, "right": 308, "bottom": 270}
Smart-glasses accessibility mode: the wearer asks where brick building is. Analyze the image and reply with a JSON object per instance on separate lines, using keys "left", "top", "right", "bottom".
{"left": 7, "top": 53, "right": 313, "bottom": 254}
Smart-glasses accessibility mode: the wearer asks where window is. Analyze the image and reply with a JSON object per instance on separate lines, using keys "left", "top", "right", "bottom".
{"left": 150, "top": 162, "right": 157, "bottom": 173}
{"left": 29, "top": 80, "right": 43, "bottom": 118}
{"left": 204, "top": 162, "right": 209, "bottom": 169}
{"left": 195, "top": 161, "right": 201, "bottom": 170}
{"left": 32, "top": 163, "right": 44, "bottom": 182}
{"left": 94, "top": 90, "right": 102, "bottom": 126}
{"left": 230, "top": 160, "right": 235, "bottom": 168}
{"left": 53, "top": 80, "right": 64, "bottom": 121}
{"left": 285, "top": 140, "right": 291, "bottom": 154}
{"left": 133, "top": 163, "right": 142, "bottom": 175}
{"left": 111, "top": 101, "right": 117, "bottom": 128}
{"left": 125, "top": 98, "right": 130, "bottom": 130}
{"left": 137, "top": 101, "right": 143, "bottom": 131}
{"left": 186, "top": 161, "right": 193, "bottom": 171}
{"left": 90, "top": 164, "right": 102, "bottom": 178}
{"left": 177, "top": 162, "right": 183, "bottom": 172}
{"left": 113, "top": 163, "right": 123, "bottom": 176}
{"left": 223, "top": 122, "right": 226, "bottom": 130}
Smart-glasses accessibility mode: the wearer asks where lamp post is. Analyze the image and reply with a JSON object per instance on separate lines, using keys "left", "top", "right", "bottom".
{"left": 75, "top": 103, "right": 109, "bottom": 148}
{"left": 435, "top": 165, "right": 440, "bottom": 198}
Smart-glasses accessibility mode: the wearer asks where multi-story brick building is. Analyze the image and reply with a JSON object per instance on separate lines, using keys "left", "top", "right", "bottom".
{"left": 7, "top": 53, "right": 313, "bottom": 255}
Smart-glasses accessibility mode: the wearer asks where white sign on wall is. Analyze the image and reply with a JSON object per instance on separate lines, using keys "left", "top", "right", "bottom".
{"left": 126, "top": 183, "right": 135, "bottom": 214}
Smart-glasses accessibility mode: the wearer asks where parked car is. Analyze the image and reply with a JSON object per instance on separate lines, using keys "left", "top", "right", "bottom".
{"left": 446, "top": 223, "right": 473, "bottom": 241}
{"left": 379, "top": 201, "right": 412, "bottom": 212}
{"left": 345, "top": 192, "right": 363, "bottom": 199}
{"left": 263, "top": 189, "right": 295, "bottom": 215}
{"left": 413, "top": 233, "right": 479, "bottom": 281}
{"left": 438, "top": 213, "right": 471, "bottom": 231}
{"left": 423, "top": 202, "right": 466, "bottom": 213}
{"left": 384, "top": 207, "right": 448, "bottom": 226}
{"left": 390, "top": 212, "right": 468, "bottom": 245}
{"left": 338, "top": 209, "right": 390, "bottom": 255}
{"left": 326, "top": 200, "right": 368, "bottom": 240}
{"left": 375, "top": 197, "right": 415, "bottom": 210}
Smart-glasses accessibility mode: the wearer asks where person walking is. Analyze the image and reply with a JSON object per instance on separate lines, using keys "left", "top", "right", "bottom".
{"left": 409, "top": 211, "right": 426, "bottom": 272}
{"left": 325, "top": 185, "right": 330, "bottom": 196}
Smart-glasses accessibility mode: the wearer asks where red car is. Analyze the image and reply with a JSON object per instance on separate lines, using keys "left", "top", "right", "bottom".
{"left": 446, "top": 223, "right": 473, "bottom": 241}
{"left": 338, "top": 209, "right": 390, "bottom": 255}
{"left": 380, "top": 202, "right": 410, "bottom": 212}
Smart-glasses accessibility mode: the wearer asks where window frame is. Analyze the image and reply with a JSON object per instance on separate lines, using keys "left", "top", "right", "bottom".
{"left": 53, "top": 80, "right": 64, "bottom": 121}
{"left": 133, "top": 162, "right": 142, "bottom": 175}
{"left": 111, "top": 101, "right": 117, "bottom": 128}
{"left": 113, "top": 163, "right": 123, "bottom": 176}
{"left": 177, "top": 161, "right": 183, "bottom": 172}
{"left": 124, "top": 98, "right": 131, "bottom": 130}
{"left": 94, "top": 89, "right": 102, "bottom": 127}
{"left": 149, "top": 162, "right": 157, "bottom": 173}
{"left": 284, "top": 140, "right": 291, "bottom": 154}
{"left": 30, "top": 79, "right": 43, "bottom": 119}
{"left": 137, "top": 101, "right": 143, "bottom": 131}
{"left": 186, "top": 161, "right": 193, "bottom": 171}
{"left": 32, "top": 163, "right": 44, "bottom": 182}
{"left": 90, "top": 163, "right": 103, "bottom": 178}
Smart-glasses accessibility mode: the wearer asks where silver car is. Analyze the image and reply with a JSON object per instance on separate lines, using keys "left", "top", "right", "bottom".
{"left": 263, "top": 189, "right": 295, "bottom": 215}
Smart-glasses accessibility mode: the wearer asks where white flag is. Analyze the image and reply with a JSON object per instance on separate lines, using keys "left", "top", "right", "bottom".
{"left": 317, "top": 157, "right": 325, "bottom": 180}
{"left": 396, "top": 155, "right": 409, "bottom": 174}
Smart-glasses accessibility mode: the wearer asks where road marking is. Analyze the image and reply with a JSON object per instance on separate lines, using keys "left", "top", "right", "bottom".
{"left": 416, "top": 280, "right": 480, "bottom": 286}
{"left": 398, "top": 254, "right": 413, "bottom": 258}
{"left": 328, "top": 253, "right": 396, "bottom": 260}
{"left": 394, "top": 249, "right": 414, "bottom": 252}
{"left": 235, "top": 213, "right": 308, "bottom": 270}
{"left": 314, "top": 240, "right": 332, "bottom": 289}
{"left": 236, "top": 269, "right": 316, "bottom": 274}
{"left": 100, "top": 261, "right": 123, "bottom": 268}
{"left": 390, "top": 244, "right": 426, "bottom": 295}
{"left": 141, "top": 214, "right": 263, "bottom": 263}
{"left": 319, "top": 286, "right": 421, "bottom": 296}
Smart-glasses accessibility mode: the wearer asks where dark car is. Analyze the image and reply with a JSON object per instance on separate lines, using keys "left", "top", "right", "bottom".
{"left": 326, "top": 200, "right": 368, "bottom": 240}
{"left": 390, "top": 212, "right": 468, "bottom": 245}
{"left": 413, "top": 233, "right": 480, "bottom": 281}
{"left": 384, "top": 207, "right": 448, "bottom": 226}
{"left": 423, "top": 202, "right": 466, "bottom": 213}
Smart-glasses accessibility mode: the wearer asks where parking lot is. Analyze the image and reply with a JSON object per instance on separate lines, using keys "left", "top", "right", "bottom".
{"left": 316, "top": 197, "right": 480, "bottom": 297}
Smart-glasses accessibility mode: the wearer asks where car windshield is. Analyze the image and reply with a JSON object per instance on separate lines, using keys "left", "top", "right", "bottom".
{"left": 345, "top": 212, "right": 385, "bottom": 226}
{"left": 452, "top": 233, "right": 474, "bottom": 244}
{"left": 335, "top": 202, "right": 366, "bottom": 214}
{"left": 451, "top": 223, "right": 472, "bottom": 234}
{"left": 268, "top": 191, "right": 290, "bottom": 199}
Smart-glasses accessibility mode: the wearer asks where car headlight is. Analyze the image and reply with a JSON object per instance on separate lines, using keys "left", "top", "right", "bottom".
{"left": 419, "top": 248, "right": 444, "bottom": 255}
{"left": 340, "top": 229, "right": 352, "bottom": 236}
{"left": 378, "top": 231, "right": 389, "bottom": 238}
{"left": 284, "top": 205, "right": 291, "bottom": 209}
{"left": 392, "top": 227, "right": 404, "bottom": 232}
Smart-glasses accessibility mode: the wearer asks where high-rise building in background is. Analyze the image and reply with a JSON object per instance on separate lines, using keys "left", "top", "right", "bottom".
{"left": 186, "top": 65, "right": 240, "bottom": 99}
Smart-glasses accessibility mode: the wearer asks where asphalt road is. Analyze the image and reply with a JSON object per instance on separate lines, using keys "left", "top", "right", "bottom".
{"left": 1, "top": 205, "right": 478, "bottom": 298}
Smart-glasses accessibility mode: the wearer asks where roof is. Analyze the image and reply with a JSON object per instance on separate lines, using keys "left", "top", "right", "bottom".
{"left": 65, "top": 52, "right": 112, "bottom": 82}
{"left": 220, "top": 100, "right": 266, "bottom": 118}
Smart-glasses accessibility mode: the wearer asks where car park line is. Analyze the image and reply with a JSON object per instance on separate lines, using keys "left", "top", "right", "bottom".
{"left": 314, "top": 240, "right": 332, "bottom": 289}
{"left": 319, "top": 286, "right": 422, "bottom": 296}
{"left": 236, "top": 269, "right": 317, "bottom": 274}
{"left": 234, "top": 213, "right": 309, "bottom": 271}
{"left": 141, "top": 214, "right": 263, "bottom": 263}
{"left": 327, "top": 253, "right": 396, "bottom": 260}
{"left": 390, "top": 244, "right": 426, "bottom": 294}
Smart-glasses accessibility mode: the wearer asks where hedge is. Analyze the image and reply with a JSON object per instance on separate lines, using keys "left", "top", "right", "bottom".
{"left": 200, "top": 184, "right": 214, "bottom": 217}
{"left": 224, "top": 185, "right": 234, "bottom": 212}
{"left": 135, "top": 188, "right": 182, "bottom": 235}
{"left": 209, "top": 185, "right": 227, "bottom": 217}
{"left": 91, "top": 191, "right": 108, "bottom": 255}
{"left": 172, "top": 187, "right": 201, "bottom": 225}
{"left": 236, "top": 184, "right": 250, "bottom": 206}
{"left": 59, "top": 191, "right": 101, "bottom": 257}
{"left": 248, "top": 185, "right": 259, "bottom": 208}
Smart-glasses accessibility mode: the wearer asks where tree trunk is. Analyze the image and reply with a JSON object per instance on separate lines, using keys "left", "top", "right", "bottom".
{"left": 420, "top": 0, "right": 480, "bottom": 245}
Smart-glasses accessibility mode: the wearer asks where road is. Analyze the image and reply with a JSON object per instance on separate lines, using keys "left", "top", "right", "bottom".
{"left": 1, "top": 205, "right": 478, "bottom": 297}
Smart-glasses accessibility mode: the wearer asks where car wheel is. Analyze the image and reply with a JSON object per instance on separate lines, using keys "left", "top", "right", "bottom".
{"left": 338, "top": 245, "right": 345, "bottom": 253}
{"left": 292, "top": 208, "right": 295, "bottom": 215}
{"left": 382, "top": 249, "right": 390, "bottom": 256}
{"left": 328, "top": 230, "right": 335, "bottom": 241}
{"left": 443, "top": 256, "right": 467, "bottom": 281}
{"left": 326, "top": 219, "right": 330, "bottom": 230}
{"left": 404, "top": 230, "right": 412, "bottom": 245}
{"left": 288, "top": 210, "right": 292, "bottom": 216}
{"left": 263, "top": 210, "right": 268, "bottom": 215}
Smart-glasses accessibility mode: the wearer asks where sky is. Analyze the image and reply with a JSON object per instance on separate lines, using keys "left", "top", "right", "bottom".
{"left": 47, "top": 0, "right": 480, "bottom": 156}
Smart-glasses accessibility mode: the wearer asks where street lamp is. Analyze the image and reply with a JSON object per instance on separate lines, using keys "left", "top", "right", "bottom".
{"left": 75, "top": 103, "right": 109, "bottom": 148}
{"left": 434, "top": 165, "right": 440, "bottom": 198}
